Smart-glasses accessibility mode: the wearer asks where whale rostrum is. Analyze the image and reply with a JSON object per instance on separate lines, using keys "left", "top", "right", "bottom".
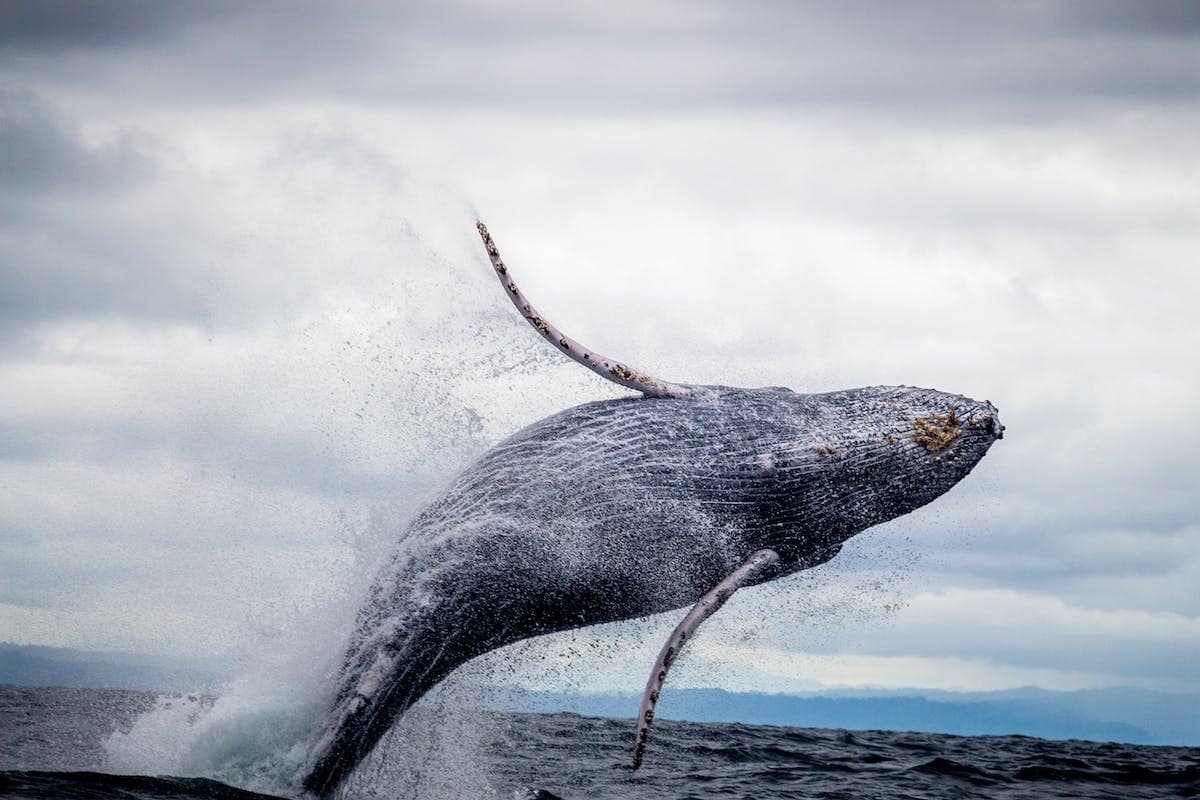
{"left": 299, "top": 222, "right": 1003, "bottom": 796}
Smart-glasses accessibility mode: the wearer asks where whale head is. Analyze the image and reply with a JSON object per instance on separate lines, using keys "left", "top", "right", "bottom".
{"left": 729, "top": 384, "right": 1003, "bottom": 563}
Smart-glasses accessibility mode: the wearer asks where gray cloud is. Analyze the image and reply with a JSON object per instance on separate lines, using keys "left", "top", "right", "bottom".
{"left": 0, "top": 1, "right": 1197, "bottom": 695}
{"left": 0, "top": 1, "right": 229, "bottom": 50}
{"left": 0, "top": 91, "right": 191, "bottom": 333}
{"left": 0, "top": 94, "right": 403, "bottom": 334}
{"left": 2, "top": 2, "right": 1197, "bottom": 113}
{"left": 1056, "top": 0, "right": 1200, "bottom": 37}
{"left": 0, "top": 89, "right": 153, "bottom": 192}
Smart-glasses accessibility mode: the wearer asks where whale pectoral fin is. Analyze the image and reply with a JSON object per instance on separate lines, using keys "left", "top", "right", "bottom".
{"left": 475, "top": 221, "right": 693, "bottom": 399}
{"left": 631, "top": 548, "right": 781, "bottom": 771}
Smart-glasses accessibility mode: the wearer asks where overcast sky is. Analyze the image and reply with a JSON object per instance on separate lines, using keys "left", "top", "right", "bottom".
{"left": 1, "top": 1, "right": 1198, "bottom": 698}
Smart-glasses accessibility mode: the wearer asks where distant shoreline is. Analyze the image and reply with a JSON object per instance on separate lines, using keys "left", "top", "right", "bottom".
{"left": 2, "top": 642, "right": 1197, "bottom": 748}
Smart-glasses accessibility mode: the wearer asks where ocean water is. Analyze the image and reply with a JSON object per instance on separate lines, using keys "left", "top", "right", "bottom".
{"left": 2, "top": 684, "right": 1198, "bottom": 799}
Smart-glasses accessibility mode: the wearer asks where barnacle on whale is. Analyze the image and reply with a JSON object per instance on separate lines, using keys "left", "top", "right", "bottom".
{"left": 914, "top": 411, "right": 963, "bottom": 452}
{"left": 610, "top": 364, "right": 638, "bottom": 382}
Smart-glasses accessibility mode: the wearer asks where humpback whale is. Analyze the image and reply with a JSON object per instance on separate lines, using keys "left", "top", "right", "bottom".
{"left": 301, "top": 222, "right": 1003, "bottom": 794}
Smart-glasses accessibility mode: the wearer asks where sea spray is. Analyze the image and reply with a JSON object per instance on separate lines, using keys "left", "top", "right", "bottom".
{"left": 100, "top": 196, "right": 589, "bottom": 796}
{"left": 101, "top": 563, "right": 357, "bottom": 792}
{"left": 105, "top": 197, "right": 924, "bottom": 798}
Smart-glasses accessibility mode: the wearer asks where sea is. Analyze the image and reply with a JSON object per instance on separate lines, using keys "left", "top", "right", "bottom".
{"left": 2, "top": 684, "right": 1197, "bottom": 800}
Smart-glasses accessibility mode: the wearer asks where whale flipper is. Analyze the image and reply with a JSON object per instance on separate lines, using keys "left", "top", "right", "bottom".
{"left": 631, "top": 548, "right": 781, "bottom": 771}
{"left": 476, "top": 221, "right": 693, "bottom": 399}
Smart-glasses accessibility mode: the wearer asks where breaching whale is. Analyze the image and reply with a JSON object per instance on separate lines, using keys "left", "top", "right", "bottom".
{"left": 301, "top": 222, "right": 1003, "bottom": 794}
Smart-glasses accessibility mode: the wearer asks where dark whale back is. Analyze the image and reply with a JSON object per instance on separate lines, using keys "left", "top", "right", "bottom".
{"left": 302, "top": 384, "right": 1001, "bottom": 793}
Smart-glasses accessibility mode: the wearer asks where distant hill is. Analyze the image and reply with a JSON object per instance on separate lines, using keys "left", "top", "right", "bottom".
{"left": 0, "top": 643, "right": 226, "bottom": 693}
{"left": 3, "top": 643, "right": 1196, "bottom": 747}
{"left": 494, "top": 686, "right": 1200, "bottom": 747}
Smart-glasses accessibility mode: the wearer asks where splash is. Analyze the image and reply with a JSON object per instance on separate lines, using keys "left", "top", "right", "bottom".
{"left": 100, "top": 187, "right": 579, "bottom": 797}
{"left": 100, "top": 194, "right": 933, "bottom": 798}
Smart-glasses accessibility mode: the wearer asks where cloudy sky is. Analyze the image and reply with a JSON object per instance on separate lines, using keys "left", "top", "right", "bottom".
{"left": 1, "top": 1, "right": 1198, "bottom": 698}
